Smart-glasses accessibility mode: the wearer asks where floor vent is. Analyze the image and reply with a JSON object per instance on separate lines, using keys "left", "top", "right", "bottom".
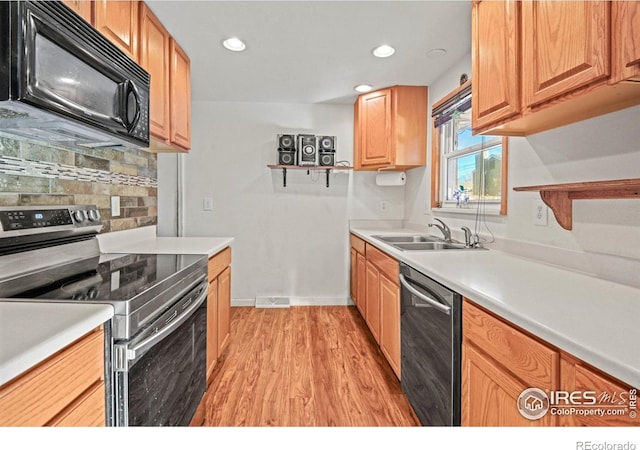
{"left": 255, "top": 296, "right": 291, "bottom": 308}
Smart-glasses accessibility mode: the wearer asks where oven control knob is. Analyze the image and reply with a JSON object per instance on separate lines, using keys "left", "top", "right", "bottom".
{"left": 73, "top": 210, "right": 86, "bottom": 223}
{"left": 87, "top": 209, "right": 101, "bottom": 222}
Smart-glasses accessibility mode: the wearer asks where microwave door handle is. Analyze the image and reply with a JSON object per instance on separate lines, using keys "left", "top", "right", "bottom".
{"left": 124, "top": 283, "right": 208, "bottom": 363}
{"left": 399, "top": 274, "right": 451, "bottom": 315}
{"left": 118, "top": 80, "right": 141, "bottom": 131}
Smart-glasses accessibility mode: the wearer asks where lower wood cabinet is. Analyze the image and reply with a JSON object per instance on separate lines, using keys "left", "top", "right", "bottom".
{"left": 206, "top": 247, "right": 232, "bottom": 387}
{"left": 559, "top": 355, "right": 638, "bottom": 427}
{"left": 0, "top": 327, "right": 105, "bottom": 427}
{"left": 462, "top": 298, "right": 638, "bottom": 427}
{"left": 379, "top": 273, "right": 401, "bottom": 378}
{"left": 365, "top": 260, "right": 381, "bottom": 342}
{"left": 349, "top": 234, "right": 401, "bottom": 379}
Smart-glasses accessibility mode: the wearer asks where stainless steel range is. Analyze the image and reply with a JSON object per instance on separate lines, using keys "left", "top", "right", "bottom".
{"left": 0, "top": 205, "right": 208, "bottom": 426}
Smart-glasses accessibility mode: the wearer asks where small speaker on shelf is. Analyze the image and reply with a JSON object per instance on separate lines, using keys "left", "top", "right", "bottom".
{"left": 278, "top": 134, "right": 295, "bottom": 150}
{"left": 297, "top": 134, "right": 317, "bottom": 166}
{"left": 317, "top": 135, "right": 336, "bottom": 151}
{"left": 278, "top": 149, "right": 296, "bottom": 165}
{"left": 318, "top": 151, "right": 335, "bottom": 166}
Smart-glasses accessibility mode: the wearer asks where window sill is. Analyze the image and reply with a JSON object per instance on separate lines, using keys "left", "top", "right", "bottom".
{"left": 430, "top": 205, "right": 505, "bottom": 217}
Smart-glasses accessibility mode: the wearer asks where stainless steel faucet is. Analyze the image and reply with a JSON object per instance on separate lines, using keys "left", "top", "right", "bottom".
{"left": 461, "top": 226, "right": 473, "bottom": 248}
{"left": 428, "top": 218, "right": 451, "bottom": 242}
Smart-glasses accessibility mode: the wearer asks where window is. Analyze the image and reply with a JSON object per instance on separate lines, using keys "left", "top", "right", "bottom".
{"left": 430, "top": 82, "right": 508, "bottom": 214}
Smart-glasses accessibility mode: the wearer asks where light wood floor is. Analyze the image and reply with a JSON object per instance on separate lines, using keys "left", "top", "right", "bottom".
{"left": 204, "top": 306, "right": 419, "bottom": 427}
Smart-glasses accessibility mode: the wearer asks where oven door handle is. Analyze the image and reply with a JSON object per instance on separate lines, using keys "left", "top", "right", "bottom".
{"left": 116, "top": 282, "right": 208, "bottom": 370}
{"left": 399, "top": 274, "right": 451, "bottom": 315}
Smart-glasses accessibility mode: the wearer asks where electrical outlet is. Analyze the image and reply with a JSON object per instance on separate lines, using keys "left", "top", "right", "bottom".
{"left": 111, "top": 196, "right": 120, "bottom": 217}
{"left": 379, "top": 200, "right": 388, "bottom": 213}
{"left": 203, "top": 197, "right": 213, "bottom": 211}
{"left": 533, "top": 201, "right": 548, "bottom": 226}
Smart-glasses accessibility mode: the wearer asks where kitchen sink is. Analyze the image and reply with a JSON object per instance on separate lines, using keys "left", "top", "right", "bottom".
{"left": 392, "top": 242, "right": 467, "bottom": 251}
{"left": 371, "top": 234, "right": 487, "bottom": 251}
{"left": 371, "top": 235, "right": 441, "bottom": 243}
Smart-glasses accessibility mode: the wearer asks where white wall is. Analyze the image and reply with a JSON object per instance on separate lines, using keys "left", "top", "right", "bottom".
{"left": 177, "top": 101, "right": 404, "bottom": 303}
{"left": 157, "top": 153, "right": 179, "bottom": 237}
{"left": 405, "top": 52, "right": 640, "bottom": 288}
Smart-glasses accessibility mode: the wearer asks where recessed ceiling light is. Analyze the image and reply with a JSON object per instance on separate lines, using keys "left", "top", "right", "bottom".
{"left": 222, "top": 37, "right": 246, "bottom": 52}
{"left": 354, "top": 84, "right": 373, "bottom": 93}
{"left": 426, "top": 48, "right": 447, "bottom": 59}
{"left": 372, "top": 45, "right": 395, "bottom": 58}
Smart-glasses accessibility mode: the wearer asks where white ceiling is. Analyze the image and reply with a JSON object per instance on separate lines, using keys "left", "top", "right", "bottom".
{"left": 146, "top": 1, "right": 472, "bottom": 104}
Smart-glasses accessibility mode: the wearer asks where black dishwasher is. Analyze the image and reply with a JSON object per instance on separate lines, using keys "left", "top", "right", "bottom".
{"left": 399, "top": 262, "right": 462, "bottom": 426}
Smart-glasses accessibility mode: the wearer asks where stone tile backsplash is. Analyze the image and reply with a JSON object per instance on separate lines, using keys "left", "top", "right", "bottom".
{"left": 0, "top": 134, "right": 157, "bottom": 233}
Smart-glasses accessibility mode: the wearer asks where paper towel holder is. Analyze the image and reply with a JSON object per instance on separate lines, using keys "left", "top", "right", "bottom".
{"left": 377, "top": 166, "right": 397, "bottom": 172}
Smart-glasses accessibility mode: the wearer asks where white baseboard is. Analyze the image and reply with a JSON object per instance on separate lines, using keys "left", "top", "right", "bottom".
{"left": 231, "top": 297, "right": 354, "bottom": 307}
{"left": 231, "top": 298, "right": 257, "bottom": 307}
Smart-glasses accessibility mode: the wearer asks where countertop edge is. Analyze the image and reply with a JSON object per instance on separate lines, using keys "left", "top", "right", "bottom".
{"left": 0, "top": 303, "right": 114, "bottom": 386}
{"left": 349, "top": 228, "right": 640, "bottom": 388}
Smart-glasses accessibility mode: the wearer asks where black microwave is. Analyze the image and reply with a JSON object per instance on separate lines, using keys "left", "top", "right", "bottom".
{"left": 0, "top": 1, "right": 150, "bottom": 149}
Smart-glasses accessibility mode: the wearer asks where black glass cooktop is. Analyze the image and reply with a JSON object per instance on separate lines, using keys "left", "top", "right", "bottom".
{"left": 0, "top": 253, "right": 206, "bottom": 303}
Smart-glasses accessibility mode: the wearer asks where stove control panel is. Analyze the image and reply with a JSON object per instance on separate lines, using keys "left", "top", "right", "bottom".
{"left": 0, "top": 205, "right": 101, "bottom": 232}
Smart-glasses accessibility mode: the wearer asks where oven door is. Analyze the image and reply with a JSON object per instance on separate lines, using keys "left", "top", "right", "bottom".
{"left": 113, "top": 281, "right": 208, "bottom": 426}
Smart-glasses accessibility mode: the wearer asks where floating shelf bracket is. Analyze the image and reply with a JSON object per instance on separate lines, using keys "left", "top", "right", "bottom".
{"left": 513, "top": 178, "right": 640, "bottom": 230}
{"left": 267, "top": 165, "right": 353, "bottom": 188}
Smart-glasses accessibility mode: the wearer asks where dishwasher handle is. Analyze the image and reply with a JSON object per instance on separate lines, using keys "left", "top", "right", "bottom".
{"left": 399, "top": 274, "right": 451, "bottom": 315}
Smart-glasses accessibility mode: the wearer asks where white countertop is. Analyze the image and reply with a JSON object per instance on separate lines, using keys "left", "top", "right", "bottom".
{"left": 97, "top": 226, "right": 234, "bottom": 257}
{"left": 350, "top": 227, "right": 640, "bottom": 388}
{"left": 0, "top": 302, "right": 114, "bottom": 386}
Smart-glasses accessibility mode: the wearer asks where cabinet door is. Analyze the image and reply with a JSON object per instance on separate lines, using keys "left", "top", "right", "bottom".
{"left": 356, "top": 253, "right": 367, "bottom": 317}
{"left": 472, "top": 0, "right": 521, "bottom": 132}
{"left": 93, "top": 0, "right": 139, "bottom": 61}
{"left": 379, "top": 274, "right": 400, "bottom": 379}
{"left": 62, "top": 0, "right": 93, "bottom": 23}
{"left": 559, "top": 356, "right": 638, "bottom": 426}
{"left": 358, "top": 89, "right": 392, "bottom": 167}
{"left": 522, "top": 0, "right": 609, "bottom": 108}
{"left": 462, "top": 343, "right": 554, "bottom": 426}
{"left": 350, "top": 248, "right": 356, "bottom": 303}
{"left": 217, "top": 267, "right": 231, "bottom": 356}
{"left": 611, "top": 1, "right": 640, "bottom": 82}
{"left": 365, "top": 261, "right": 380, "bottom": 343}
{"left": 139, "top": 3, "right": 171, "bottom": 142}
{"left": 170, "top": 39, "right": 191, "bottom": 150}
{"left": 206, "top": 279, "right": 219, "bottom": 386}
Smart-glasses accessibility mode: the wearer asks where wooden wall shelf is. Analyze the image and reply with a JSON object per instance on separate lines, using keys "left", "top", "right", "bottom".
{"left": 267, "top": 165, "right": 353, "bottom": 188}
{"left": 514, "top": 179, "right": 640, "bottom": 230}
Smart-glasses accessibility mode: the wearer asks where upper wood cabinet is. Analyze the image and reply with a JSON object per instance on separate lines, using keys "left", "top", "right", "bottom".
{"left": 471, "top": 0, "right": 521, "bottom": 130}
{"left": 93, "top": 0, "right": 139, "bottom": 61}
{"left": 139, "top": 3, "right": 171, "bottom": 142}
{"left": 472, "top": 0, "right": 640, "bottom": 136}
{"left": 170, "top": 39, "right": 192, "bottom": 151}
{"left": 62, "top": 0, "right": 93, "bottom": 23}
{"left": 522, "top": 0, "right": 609, "bottom": 108}
{"left": 611, "top": 1, "right": 640, "bottom": 83}
{"left": 354, "top": 85, "right": 427, "bottom": 171}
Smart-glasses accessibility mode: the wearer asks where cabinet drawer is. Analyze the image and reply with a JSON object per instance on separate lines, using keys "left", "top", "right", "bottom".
{"left": 350, "top": 234, "right": 366, "bottom": 255}
{"left": 365, "top": 243, "right": 399, "bottom": 284}
{"left": 48, "top": 381, "right": 105, "bottom": 427}
{"left": 463, "top": 300, "right": 558, "bottom": 390}
{"left": 0, "top": 328, "right": 104, "bottom": 426}
{"left": 208, "top": 247, "right": 231, "bottom": 282}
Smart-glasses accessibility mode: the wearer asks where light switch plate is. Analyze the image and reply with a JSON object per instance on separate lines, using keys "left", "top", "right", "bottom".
{"left": 111, "top": 196, "right": 120, "bottom": 217}
{"left": 203, "top": 197, "right": 213, "bottom": 211}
